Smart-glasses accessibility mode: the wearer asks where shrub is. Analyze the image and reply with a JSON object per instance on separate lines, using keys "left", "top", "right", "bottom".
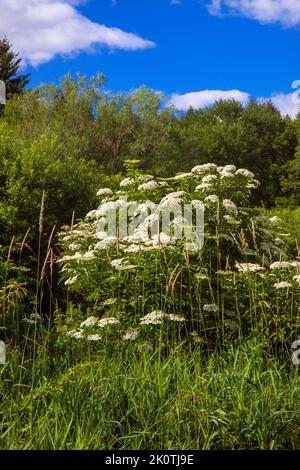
{"left": 58, "top": 162, "right": 300, "bottom": 351}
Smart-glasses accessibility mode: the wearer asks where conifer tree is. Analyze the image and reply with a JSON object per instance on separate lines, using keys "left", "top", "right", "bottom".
{"left": 0, "top": 37, "right": 30, "bottom": 101}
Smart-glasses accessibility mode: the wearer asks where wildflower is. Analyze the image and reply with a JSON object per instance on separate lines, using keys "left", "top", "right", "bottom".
{"left": 124, "top": 244, "right": 140, "bottom": 253}
{"left": 203, "top": 304, "right": 218, "bottom": 312}
{"left": 270, "top": 262, "right": 294, "bottom": 270}
{"left": 269, "top": 216, "right": 281, "bottom": 225}
{"left": 140, "top": 310, "right": 166, "bottom": 325}
{"left": 123, "top": 330, "right": 139, "bottom": 341}
{"left": 111, "top": 258, "right": 124, "bottom": 268}
{"left": 202, "top": 174, "right": 217, "bottom": 183}
{"left": 97, "top": 188, "right": 113, "bottom": 197}
{"left": 98, "top": 317, "right": 120, "bottom": 327}
{"left": 81, "top": 251, "right": 96, "bottom": 261}
{"left": 236, "top": 169, "right": 255, "bottom": 178}
{"left": 222, "top": 165, "right": 236, "bottom": 173}
{"left": 69, "top": 243, "right": 81, "bottom": 251}
{"left": 65, "top": 275, "right": 78, "bottom": 286}
{"left": 205, "top": 194, "right": 219, "bottom": 204}
{"left": 95, "top": 237, "right": 118, "bottom": 250}
{"left": 120, "top": 177, "right": 133, "bottom": 187}
{"left": 138, "top": 180, "right": 160, "bottom": 191}
{"left": 87, "top": 334, "right": 101, "bottom": 341}
{"left": 235, "top": 262, "right": 264, "bottom": 273}
{"left": 191, "top": 163, "right": 217, "bottom": 174}
{"left": 80, "top": 317, "right": 99, "bottom": 329}
{"left": 67, "top": 330, "right": 84, "bottom": 339}
{"left": 223, "top": 199, "right": 238, "bottom": 216}
{"left": 274, "top": 282, "right": 292, "bottom": 289}
{"left": 191, "top": 200, "right": 205, "bottom": 210}
{"left": 293, "top": 275, "right": 300, "bottom": 285}
{"left": 166, "top": 314, "right": 185, "bottom": 322}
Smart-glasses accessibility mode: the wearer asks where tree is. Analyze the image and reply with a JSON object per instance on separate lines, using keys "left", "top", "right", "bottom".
{"left": 0, "top": 37, "right": 30, "bottom": 101}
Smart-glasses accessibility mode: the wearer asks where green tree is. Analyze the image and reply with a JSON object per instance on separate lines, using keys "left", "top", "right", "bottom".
{"left": 0, "top": 37, "right": 30, "bottom": 100}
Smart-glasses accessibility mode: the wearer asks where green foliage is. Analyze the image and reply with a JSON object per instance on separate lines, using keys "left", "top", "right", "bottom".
{"left": 0, "top": 37, "right": 30, "bottom": 100}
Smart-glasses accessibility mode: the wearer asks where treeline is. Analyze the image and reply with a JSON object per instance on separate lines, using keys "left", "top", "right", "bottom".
{"left": 2, "top": 73, "right": 300, "bottom": 210}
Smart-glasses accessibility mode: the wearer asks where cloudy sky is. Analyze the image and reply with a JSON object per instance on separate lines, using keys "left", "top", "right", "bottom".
{"left": 2, "top": 0, "right": 300, "bottom": 116}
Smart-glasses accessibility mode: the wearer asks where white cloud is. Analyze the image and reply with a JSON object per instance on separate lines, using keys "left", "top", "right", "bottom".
{"left": 207, "top": 0, "right": 300, "bottom": 27}
{"left": 170, "top": 87, "right": 300, "bottom": 118}
{"left": 169, "top": 89, "right": 250, "bottom": 110}
{"left": 260, "top": 92, "right": 300, "bottom": 118}
{"left": 0, "top": 0, "right": 155, "bottom": 66}
{"left": 170, "top": 0, "right": 182, "bottom": 4}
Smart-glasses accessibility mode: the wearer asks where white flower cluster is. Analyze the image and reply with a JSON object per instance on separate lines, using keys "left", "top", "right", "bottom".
{"left": 140, "top": 310, "right": 185, "bottom": 325}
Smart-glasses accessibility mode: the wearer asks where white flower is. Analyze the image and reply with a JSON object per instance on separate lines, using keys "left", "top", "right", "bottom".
{"left": 270, "top": 262, "right": 295, "bottom": 270}
{"left": 95, "top": 201, "right": 117, "bottom": 218}
{"left": 203, "top": 304, "right": 218, "bottom": 312}
{"left": 97, "top": 188, "right": 113, "bottom": 197}
{"left": 87, "top": 334, "right": 101, "bottom": 341}
{"left": 98, "top": 317, "right": 120, "bottom": 327}
{"left": 151, "top": 232, "right": 174, "bottom": 247}
{"left": 293, "top": 275, "right": 300, "bottom": 285}
{"left": 81, "top": 251, "right": 96, "bottom": 260}
{"left": 235, "top": 262, "right": 265, "bottom": 273}
{"left": 67, "top": 329, "right": 84, "bottom": 339}
{"left": 95, "top": 236, "right": 118, "bottom": 250}
{"left": 222, "top": 165, "right": 236, "bottom": 173}
{"left": 202, "top": 174, "right": 217, "bottom": 183}
{"left": 95, "top": 231, "right": 109, "bottom": 240}
{"left": 80, "top": 316, "right": 99, "bottom": 328}
{"left": 205, "top": 194, "right": 219, "bottom": 204}
{"left": 124, "top": 244, "right": 140, "bottom": 253}
{"left": 236, "top": 169, "right": 255, "bottom": 179}
{"left": 65, "top": 275, "right": 78, "bottom": 286}
{"left": 140, "top": 310, "right": 166, "bottom": 325}
{"left": 120, "top": 177, "right": 133, "bottom": 188}
{"left": 223, "top": 199, "right": 238, "bottom": 216}
{"left": 274, "top": 282, "right": 292, "bottom": 289}
{"left": 138, "top": 180, "right": 160, "bottom": 191}
{"left": 166, "top": 314, "right": 185, "bottom": 322}
{"left": 191, "top": 163, "right": 217, "bottom": 174}
{"left": 269, "top": 216, "right": 282, "bottom": 225}
{"left": 111, "top": 258, "right": 124, "bottom": 268}
{"left": 123, "top": 330, "right": 139, "bottom": 341}
{"left": 69, "top": 243, "right": 81, "bottom": 251}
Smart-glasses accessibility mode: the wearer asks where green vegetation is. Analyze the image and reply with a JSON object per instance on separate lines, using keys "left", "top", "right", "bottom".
{"left": 0, "top": 57, "right": 300, "bottom": 449}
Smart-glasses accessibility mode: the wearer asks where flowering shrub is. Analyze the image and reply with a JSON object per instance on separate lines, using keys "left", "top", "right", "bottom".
{"left": 58, "top": 162, "right": 300, "bottom": 349}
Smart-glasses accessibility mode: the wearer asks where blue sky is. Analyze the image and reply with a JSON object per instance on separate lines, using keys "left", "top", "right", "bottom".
{"left": 2, "top": 0, "right": 300, "bottom": 115}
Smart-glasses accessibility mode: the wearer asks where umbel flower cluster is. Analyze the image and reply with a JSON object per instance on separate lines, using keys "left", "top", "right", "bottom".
{"left": 58, "top": 163, "right": 300, "bottom": 344}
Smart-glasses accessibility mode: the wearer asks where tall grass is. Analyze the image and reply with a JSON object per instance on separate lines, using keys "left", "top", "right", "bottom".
{"left": 0, "top": 338, "right": 299, "bottom": 450}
